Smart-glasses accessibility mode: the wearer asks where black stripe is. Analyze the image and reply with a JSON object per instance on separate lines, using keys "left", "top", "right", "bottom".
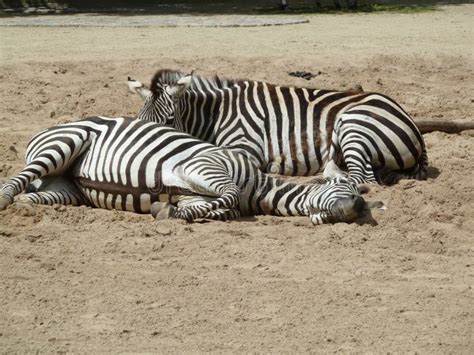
{"left": 347, "top": 109, "right": 420, "bottom": 160}
{"left": 360, "top": 96, "right": 423, "bottom": 144}
{"left": 342, "top": 119, "right": 405, "bottom": 169}
{"left": 295, "top": 89, "right": 311, "bottom": 175}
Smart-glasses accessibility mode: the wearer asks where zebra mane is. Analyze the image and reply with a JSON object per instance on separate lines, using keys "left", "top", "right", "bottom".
{"left": 149, "top": 69, "right": 238, "bottom": 94}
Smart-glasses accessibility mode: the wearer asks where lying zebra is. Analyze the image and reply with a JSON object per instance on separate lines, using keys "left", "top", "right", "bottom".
{"left": 128, "top": 70, "right": 474, "bottom": 186}
{"left": 0, "top": 116, "right": 384, "bottom": 224}
{"left": 127, "top": 70, "right": 429, "bottom": 185}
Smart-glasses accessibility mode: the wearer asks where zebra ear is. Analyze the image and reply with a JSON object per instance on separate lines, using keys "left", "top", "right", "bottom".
{"left": 127, "top": 76, "right": 152, "bottom": 100}
{"left": 177, "top": 74, "right": 193, "bottom": 89}
{"left": 364, "top": 201, "right": 386, "bottom": 211}
{"left": 165, "top": 75, "right": 192, "bottom": 98}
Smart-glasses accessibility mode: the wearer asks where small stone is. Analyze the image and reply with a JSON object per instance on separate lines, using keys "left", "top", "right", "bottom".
{"left": 50, "top": 111, "right": 56, "bottom": 118}
{"left": 26, "top": 234, "right": 42, "bottom": 243}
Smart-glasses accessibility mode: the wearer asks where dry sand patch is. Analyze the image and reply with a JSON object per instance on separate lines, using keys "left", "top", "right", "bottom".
{"left": 0, "top": 5, "right": 473, "bottom": 352}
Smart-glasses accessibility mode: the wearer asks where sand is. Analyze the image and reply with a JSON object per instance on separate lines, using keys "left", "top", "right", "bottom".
{"left": 0, "top": 5, "right": 473, "bottom": 352}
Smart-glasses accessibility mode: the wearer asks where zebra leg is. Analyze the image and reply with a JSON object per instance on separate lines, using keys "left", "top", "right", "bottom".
{"left": 0, "top": 133, "right": 91, "bottom": 211}
{"left": 374, "top": 145, "right": 429, "bottom": 185}
{"left": 203, "top": 209, "right": 241, "bottom": 221}
{"left": 151, "top": 201, "right": 241, "bottom": 222}
{"left": 175, "top": 195, "right": 242, "bottom": 221}
{"left": 172, "top": 186, "right": 240, "bottom": 222}
{"left": 343, "top": 145, "right": 428, "bottom": 186}
{"left": 150, "top": 201, "right": 176, "bottom": 220}
{"left": 344, "top": 157, "right": 377, "bottom": 185}
{"left": 323, "top": 160, "right": 348, "bottom": 180}
{"left": 160, "top": 162, "right": 240, "bottom": 222}
{"left": 0, "top": 195, "right": 11, "bottom": 210}
{"left": 336, "top": 133, "right": 377, "bottom": 185}
{"left": 150, "top": 195, "right": 207, "bottom": 221}
{"left": 18, "top": 176, "right": 86, "bottom": 207}
{"left": 169, "top": 186, "right": 239, "bottom": 221}
{"left": 166, "top": 158, "right": 240, "bottom": 221}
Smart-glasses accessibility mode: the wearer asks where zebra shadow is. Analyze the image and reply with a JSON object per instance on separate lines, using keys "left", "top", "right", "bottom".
{"left": 194, "top": 216, "right": 258, "bottom": 224}
{"left": 427, "top": 166, "right": 441, "bottom": 179}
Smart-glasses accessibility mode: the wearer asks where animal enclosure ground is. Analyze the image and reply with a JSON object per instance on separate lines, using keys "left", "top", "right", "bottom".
{"left": 0, "top": 5, "right": 473, "bottom": 352}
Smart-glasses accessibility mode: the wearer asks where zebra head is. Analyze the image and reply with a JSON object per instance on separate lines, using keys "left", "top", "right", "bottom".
{"left": 128, "top": 71, "right": 192, "bottom": 126}
{"left": 306, "top": 177, "right": 385, "bottom": 225}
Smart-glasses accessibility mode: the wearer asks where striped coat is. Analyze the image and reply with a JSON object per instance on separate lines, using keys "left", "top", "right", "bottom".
{"left": 130, "top": 70, "right": 427, "bottom": 185}
{"left": 0, "top": 116, "right": 383, "bottom": 224}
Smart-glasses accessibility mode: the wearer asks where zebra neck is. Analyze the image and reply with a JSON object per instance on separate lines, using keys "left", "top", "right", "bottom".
{"left": 177, "top": 90, "right": 222, "bottom": 140}
{"left": 256, "top": 176, "right": 313, "bottom": 217}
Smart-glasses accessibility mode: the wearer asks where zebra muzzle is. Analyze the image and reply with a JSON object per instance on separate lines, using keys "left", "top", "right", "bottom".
{"left": 334, "top": 195, "right": 366, "bottom": 220}
{"left": 311, "top": 195, "right": 371, "bottom": 225}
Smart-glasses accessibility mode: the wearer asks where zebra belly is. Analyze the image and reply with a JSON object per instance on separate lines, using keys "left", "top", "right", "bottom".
{"left": 74, "top": 177, "right": 181, "bottom": 213}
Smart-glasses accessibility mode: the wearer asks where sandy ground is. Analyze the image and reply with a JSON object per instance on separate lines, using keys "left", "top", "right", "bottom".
{"left": 0, "top": 5, "right": 473, "bottom": 353}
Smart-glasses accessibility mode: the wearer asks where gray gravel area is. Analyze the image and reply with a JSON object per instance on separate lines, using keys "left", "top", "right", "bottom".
{"left": 0, "top": 14, "right": 309, "bottom": 27}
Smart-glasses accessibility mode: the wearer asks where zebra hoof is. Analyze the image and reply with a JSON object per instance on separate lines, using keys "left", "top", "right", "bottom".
{"left": 0, "top": 196, "right": 12, "bottom": 211}
{"left": 151, "top": 202, "right": 176, "bottom": 221}
{"left": 17, "top": 195, "right": 34, "bottom": 205}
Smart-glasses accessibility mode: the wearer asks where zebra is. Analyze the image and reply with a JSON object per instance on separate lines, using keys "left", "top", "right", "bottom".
{"left": 0, "top": 116, "right": 384, "bottom": 224}
{"left": 128, "top": 69, "right": 431, "bottom": 186}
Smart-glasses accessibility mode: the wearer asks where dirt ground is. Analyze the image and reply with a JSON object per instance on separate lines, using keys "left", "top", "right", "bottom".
{"left": 0, "top": 5, "right": 473, "bottom": 353}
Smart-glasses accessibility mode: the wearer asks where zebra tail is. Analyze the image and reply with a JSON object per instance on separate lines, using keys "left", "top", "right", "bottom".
{"left": 415, "top": 120, "right": 474, "bottom": 134}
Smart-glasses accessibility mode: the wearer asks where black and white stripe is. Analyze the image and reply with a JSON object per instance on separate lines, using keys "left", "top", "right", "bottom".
{"left": 130, "top": 70, "right": 427, "bottom": 185}
{"left": 0, "top": 116, "right": 382, "bottom": 224}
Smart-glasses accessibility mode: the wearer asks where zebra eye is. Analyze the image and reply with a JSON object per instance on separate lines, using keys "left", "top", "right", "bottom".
{"left": 334, "top": 176, "right": 348, "bottom": 184}
{"left": 154, "top": 85, "right": 164, "bottom": 94}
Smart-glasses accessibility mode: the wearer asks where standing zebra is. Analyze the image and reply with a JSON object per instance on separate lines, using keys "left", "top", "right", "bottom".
{"left": 0, "top": 116, "right": 384, "bottom": 224}
{"left": 128, "top": 70, "right": 428, "bottom": 185}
